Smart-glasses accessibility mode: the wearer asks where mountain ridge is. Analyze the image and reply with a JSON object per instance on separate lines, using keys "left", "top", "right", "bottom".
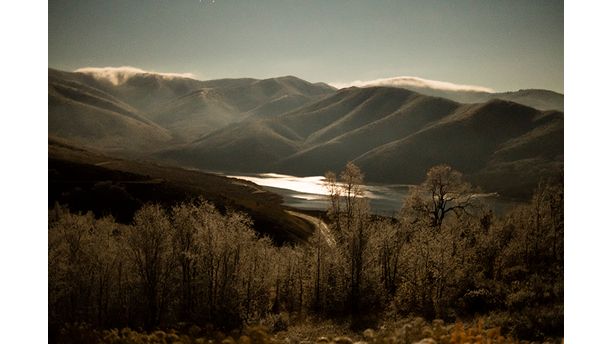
{"left": 49, "top": 68, "right": 336, "bottom": 144}
{"left": 157, "top": 87, "right": 562, "bottom": 198}
{"left": 333, "top": 76, "right": 563, "bottom": 111}
{"left": 48, "top": 67, "right": 563, "bottom": 198}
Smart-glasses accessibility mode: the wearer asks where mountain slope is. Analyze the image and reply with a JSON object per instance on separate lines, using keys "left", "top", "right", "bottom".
{"left": 49, "top": 68, "right": 336, "bottom": 147}
{"left": 69, "top": 67, "right": 208, "bottom": 112}
{"left": 491, "top": 89, "right": 563, "bottom": 112}
{"left": 354, "top": 100, "right": 563, "bottom": 188}
{"left": 49, "top": 71, "right": 173, "bottom": 152}
{"left": 335, "top": 76, "right": 563, "bottom": 111}
{"left": 158, "top": 87, "right": 563, "bottom": 198}
{"left": 49, "top": 68, "right": 562, "bottom": 198}
{"left": 148, "top": 76, "right": 336, "bottom": 141}
{"left": 49, "top": 138, "right": 314, "bottom": 244}
{"left": 146, "top": 88, "right": 247, "bottom": 141}
{"left": 158, "top": 120, "right": 303, "bottom": 172}
{"left": 276, "top": 91, "right": 462, "bottom": 175}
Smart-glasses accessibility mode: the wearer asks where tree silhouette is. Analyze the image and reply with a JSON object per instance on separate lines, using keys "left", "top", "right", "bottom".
{"left": 406, "top": 164, "right": 476, "bottom": 228}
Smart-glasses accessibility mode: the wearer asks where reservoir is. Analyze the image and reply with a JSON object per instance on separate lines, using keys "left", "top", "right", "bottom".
{"left": 228, "top": 172, "right": 520, "bottom": 216}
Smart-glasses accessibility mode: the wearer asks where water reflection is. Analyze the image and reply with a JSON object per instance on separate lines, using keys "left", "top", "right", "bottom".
{"left": 229, "top": 173, "right": 413, "bottom": 216}
{"left": 228, "top": 173, "right": 522, "bottom": 216}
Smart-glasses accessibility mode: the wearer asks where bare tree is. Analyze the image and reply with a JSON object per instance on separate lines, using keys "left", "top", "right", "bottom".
{"left": 169, "top": 198, "right": 214, "bottom": 321}
{"left": 324, "top": 171, "right": 342, "bottom": 233}
{"left": 371, "top": 219, "right": 404, "bottom": 297}
{"left": 407, "top": 165, "right": 476, "bottom": 228}
{"left": 125, "top": 204, "right": 175, "bottom": 329}
{"left": 324, "top": 162, "right": 371, "bottom": 316}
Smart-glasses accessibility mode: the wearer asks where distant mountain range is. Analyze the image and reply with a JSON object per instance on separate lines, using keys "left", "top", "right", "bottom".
{"left": 332, "top": 76, "right": 563, "bottom": 111}
{"left": 49, "top": 68, "right": 335, "bottom": 149}
{"left": 48, "top": 68, "right": 563, "bottom": 198}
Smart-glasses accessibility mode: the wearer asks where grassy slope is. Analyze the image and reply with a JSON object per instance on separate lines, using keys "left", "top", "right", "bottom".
{"left": 49, "top": 73, "right": 174, "bottom": 152}
{"left": 49, "top": 68, "right": 336, "bottom": 145}
{"left": 49, "top": 138, "right": 314, "bottom": 244}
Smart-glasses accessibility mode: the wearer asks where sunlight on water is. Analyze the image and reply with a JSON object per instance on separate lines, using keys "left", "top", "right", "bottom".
{"left": 228, "top": 173, "right": 412, "bottom": 215}
{"left": 228, "top": 173, "right": 519, "bottom": 216}
{"left": 229, "top": 173, "right": 328, "bottom": 195}
{"left": 228, "top": 173, "right": 381, "bottom": 198}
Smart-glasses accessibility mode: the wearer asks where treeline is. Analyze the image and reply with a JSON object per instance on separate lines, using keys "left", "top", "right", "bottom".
{"left": 48, "top": 163, "right": 563, "bottom": 340}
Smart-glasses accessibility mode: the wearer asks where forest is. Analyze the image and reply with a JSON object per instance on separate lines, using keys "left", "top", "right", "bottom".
{"left": 48, "top": 163, "right": 563, "bottom": 343}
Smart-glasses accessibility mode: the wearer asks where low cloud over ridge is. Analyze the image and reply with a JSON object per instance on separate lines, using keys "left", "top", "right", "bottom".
{"left": 330, "top": 76, "right": 495, "bottom": 93}
{"left": 74, "top": 66, "right": 196, "bottom": 85}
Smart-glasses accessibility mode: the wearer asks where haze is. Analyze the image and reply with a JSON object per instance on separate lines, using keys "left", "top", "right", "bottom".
{"left": 49, "top": 0, "right": 563, "bottom": 93}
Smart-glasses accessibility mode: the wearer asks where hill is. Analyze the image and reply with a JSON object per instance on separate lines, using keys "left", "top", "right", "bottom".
{"left": 48, "top": 70, "right": 174, "bottom": 152}
{"left": 334, "top": 76, "right": 563, "bottom": 111}
{"left": 147, "top": 75, "right": 336, "bottom": 141}
{"left": 49, "top": 68, "right": 336, "bottom": 146}
{"left": 49, "top": 68, "right": 562, "bottom": 199}
{"left": 48, "top": 138, "right": 314, "bottom": 244}
{"left": 158, "top": 87, "right": 563, "bottom": 198}
{"left": 354, "top": 100, "right": 563, "bottom": 196}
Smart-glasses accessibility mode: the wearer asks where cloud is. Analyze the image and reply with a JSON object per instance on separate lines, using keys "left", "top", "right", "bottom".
{"left": 330, "top": 76, "right": 494, "bottom": 93}
{"left": 74, "top": 66, "right": 197, "bottom": 85}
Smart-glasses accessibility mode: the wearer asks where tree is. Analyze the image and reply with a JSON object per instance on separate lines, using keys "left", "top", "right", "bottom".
{"left": 125, "top": 204, "right": 175, "bottom": 329}
{"left": 370, "top": 219, "right": 404, "bottom": 297}
{"left": 395, "top": 165, "right": 481, "bottom": 318}
{"left": 169, "top": 198, "right": 213, "bottom": 321}
{"left": 324, "top": 171, "right": 342, "bottom": 233}
{"left": 48, "top": 209, "right": 95, "bottom": 324}
{"left": 324, "top": 162, "right": 371, "bottom": 316}
{"left": 406, "top": 165, "right": 476, "bottom": 228}
{"left": 49, "top": 208, "right": 126, "bottom": 328}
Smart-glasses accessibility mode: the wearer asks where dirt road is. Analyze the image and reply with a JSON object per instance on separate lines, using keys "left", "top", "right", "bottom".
{"left": 286, "top": 210, "right": 336, "bottom": 247}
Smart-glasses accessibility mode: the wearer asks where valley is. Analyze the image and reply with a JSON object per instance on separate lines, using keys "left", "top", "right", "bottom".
{"left": 44, "top": 1, "right": 567, "bottom": 341}
{"left": 49, "top": 67, "right": 563, "bottom": 202}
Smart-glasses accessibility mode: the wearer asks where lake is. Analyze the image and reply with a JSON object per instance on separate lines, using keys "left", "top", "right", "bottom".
{"left": 228, "top": 172, "right": 521, "bottom": 216}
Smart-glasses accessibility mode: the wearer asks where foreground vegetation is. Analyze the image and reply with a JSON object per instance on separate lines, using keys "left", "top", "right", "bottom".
{"left": 49, "top": 163, "right": 563, "bottom": 342}
{"left": 58, "top": 317, "right": 545, "bottom": 344}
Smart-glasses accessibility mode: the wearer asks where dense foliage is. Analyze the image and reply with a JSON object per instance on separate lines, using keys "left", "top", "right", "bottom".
{"left": 56, "top": 317, "right": 528, "bottom": 344}
{"left": 49, "top": 163, "right": 563, "bottom": 342}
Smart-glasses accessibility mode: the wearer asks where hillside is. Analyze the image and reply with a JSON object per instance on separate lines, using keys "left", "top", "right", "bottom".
{"left": 68, "top": 67, "right": 209, "bottom": 112}
{"left": 276, "top": 88, "right": 462, "bottom": 175}
{"left": 48, "top": 71, "right": 174, "bottom": 152}
{"left": 492, "top": 89, "right": 564, "bottom": 112}
{"left": 354, "top": 100, "right": 563, "bottom": 196}
{"left": 158, "top": 87, "right": 563, "bottom": 198}
{"left": 49, "top": 68, "right": 336, "bottom": 146}
{"left": 49, "top": 68, "right": 563, "bottom": 199}
{"left": 336, "top": 76, "right": 563, "bottom": 111}
{"left": 48, "top": 138, "right": 314, "bottom": 244}
{"left": 147, "top": 75, "right": 336, "bottom": 141}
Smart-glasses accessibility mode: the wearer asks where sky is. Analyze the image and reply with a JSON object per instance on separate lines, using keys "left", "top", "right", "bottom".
{"left": 48, "top": 0, "right": 563, "bottom": 93}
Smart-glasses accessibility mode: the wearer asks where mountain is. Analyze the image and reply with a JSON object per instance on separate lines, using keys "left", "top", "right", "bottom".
{"left": 49, "top": 67, "right": 562, "bottom": 198}
{"left": 49, "top": 68, "right": 336, "bottom": 146}
{"left": 158, "top": 87, "right": 563, "bottom": 198}
{"left": 147, "top": 75, "right": 336, "bottom": 141}
{"left": 333, "top": 76, "right": 563, "bottom": 111}
{"left": 48, "top": 70, "right": 174, "bottom": 152}
{"left": 52, "top": 67, "right": 206, "bottom": 112}
{"left": 275, "top": 87, "right": 462, "bottom": 174}
{"left": 353, "top": 100, "right": 563, "bottom": 195}
{"left": 490, "top": 89, "right": 564, "bottom": 112}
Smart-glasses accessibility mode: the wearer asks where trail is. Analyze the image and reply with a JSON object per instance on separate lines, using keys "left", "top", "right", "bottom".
{"left": 286, "top": 210, "right": 336, "bottom": 247}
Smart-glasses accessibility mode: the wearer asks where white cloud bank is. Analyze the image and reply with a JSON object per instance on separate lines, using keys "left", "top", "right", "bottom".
{"left": 74, "top": 66, "right": 196, "bottom": 85}
{"left": 330, "top": 76, "right": 495, "bottom": 93}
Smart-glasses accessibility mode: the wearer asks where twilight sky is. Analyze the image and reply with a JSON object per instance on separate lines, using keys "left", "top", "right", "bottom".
{"left": 49, "top": 0, "right": 563, "bottom": 93}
